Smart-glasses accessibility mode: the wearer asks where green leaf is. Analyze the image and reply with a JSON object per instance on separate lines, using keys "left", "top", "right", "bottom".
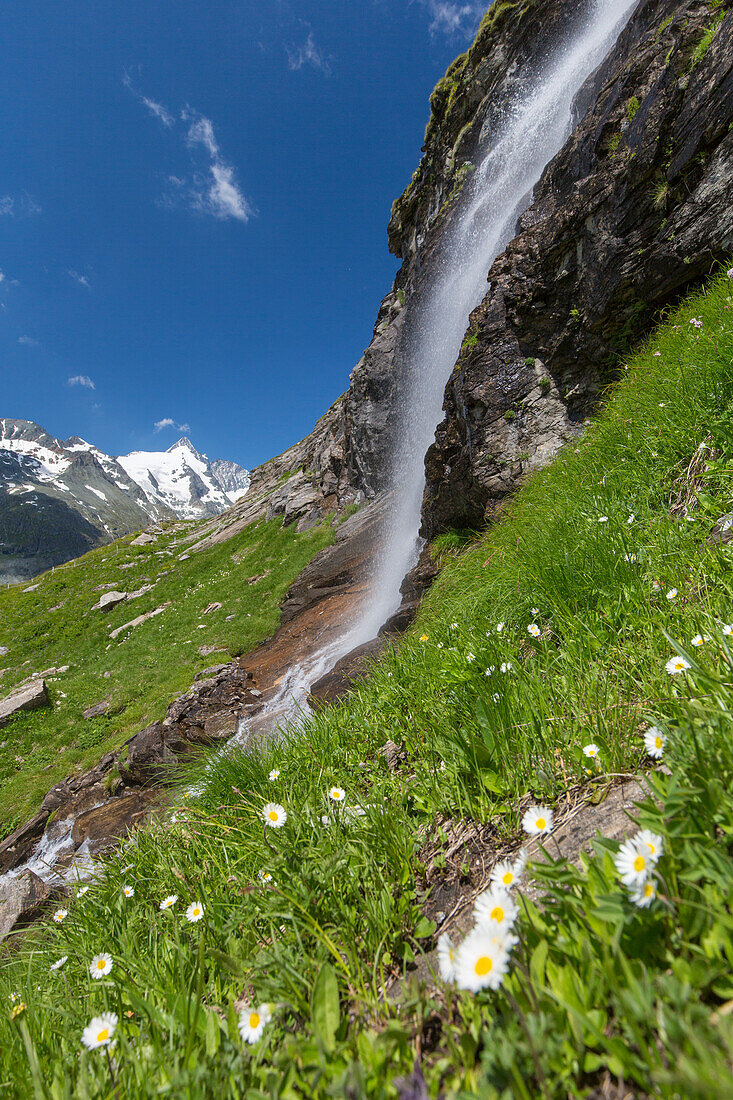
{"left": 311, "top": 962, "right": 340, "bottom": 1052}
{"left": 205, "top": 1009, "right": 221, "bottom": 1057}
{"left": 413, "top": 916, "right": 437, "bottom": 939}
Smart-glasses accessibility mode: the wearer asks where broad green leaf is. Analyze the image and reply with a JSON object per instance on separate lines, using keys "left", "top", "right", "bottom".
{"left": 311, "top": 962, "right": 340, "bottom": 1052}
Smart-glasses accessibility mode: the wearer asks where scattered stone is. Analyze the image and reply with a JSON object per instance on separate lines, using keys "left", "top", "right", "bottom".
{"left": 93, "top": 581, "right": 121, "bottom": 591}
{"left": 197, "top": 644, "right": 226, "bottom": 657}
{"left": 127, "top": 584, "right": 155, "bottom": 600}
{"left": 225, "top": 614, "right": 235, "bottom": 621}
{"left": 378, "top": 740, "right": 406, "bottom": 772}
{"left": 202, "top": 602, "right": 222, "bottom": 615}
{"left": 247, "top": 571, "right": 271, "bottom": 585}
{"left": 48, "top": 603, "right": 65, "bottom": 611}
{"left": 57, "top": 665, "right": 69, "bottom": 674}
{"left": 119, "top": 562, "right": 136, "bottom": 569}
{"left": 0, "top": 870, "right": 65, "bottom": 942}
{"left": 130, "top": 533, "right": 156, "bottom": 546}
{"left": 0, "top": 647, "right": 8, "bottom": 657}
{"left": 23, "top": 584, "right": 40, "bottom": 593}
{"left": 179, "top": 553, "right": 190, "bottom": 561}
{"left": 0, "top": 679, "right": 50, "bottom": 728}
{"left": 82, "top": 700, "right": 111, "bottom": 720}
{"left": 95, "top": 590, "right": 127, "bottom": 612}
{"left": 195, "top": 664, "right": 229, "bottom": 681}
{"left": 109, "top": 603, "right": 171, "bottom": 640}
{"left": 103, "top": 671, "right": 111, "bottom": 679}
{"left": 708, "top": 513, "right": 733, "bottom": 547}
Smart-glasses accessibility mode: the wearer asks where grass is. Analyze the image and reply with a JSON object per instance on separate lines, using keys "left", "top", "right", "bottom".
{"left": 0, "top": 516, "right": 334, "bottom": 835}
{"left": 1, "top": 270, "right": 733, "bottom": 1096}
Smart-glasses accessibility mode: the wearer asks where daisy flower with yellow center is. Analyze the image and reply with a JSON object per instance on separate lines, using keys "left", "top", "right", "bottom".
{"left": 50, "top": 956, "right": 68, "bottom": 971}
{"left": 644, "top": 727, "right": 666, "bottom": 759}
{"left": 583, "top": 743, "right": 600, "bottom": 759}
{"left": 328, "top": 787, "right": 346, "bottom": 803}
{"left": 722, "top": 624, "right": 733, "bottom": 636}
{"left": 496, "top": 622, "right": 505, "bottom": 633}
{"left": 185, "top": 901, "right": 204, "bottom": 923}
{"left": 122, "top": 885, "right": 134, "bottom": 898}
{"left": 455, "top": 928, "right": 512, "bottom": 992}
{"left": 614, "top": 837, "right": 651, "bottom": 886}
{"left": 262, "top": 802, "right": 287, "bottom": 828}
{"left": 159, "top": 895, "right": 178, "bottom": 911}
{"left": 630, "top": 877, "right": 658, "bottom": 908}
{"left": 527, "top": 623, "right": 541, "bottom": 637}
{"left": 490, "top": 851, "right": 526, "bottom": 890}
{"left": 636, "top": 829, "right": 663, "bottom": 863}
{"left": 52, "top": 909, "right": 68, "bottom": 923}
{"left": 75, "top": 886, "right": 89, "bottom": 898}
{"left": 437, "top": 933, "right": 456, "bottom": 982}
{"left": 258, "top": 869, "right": 273, "bottom": 885}
{"left": 522, "top": 805, "right": 553, "bottom": 836}
{"left": 268, "top": 769, "right": 280, "bottom": 781}
{"left": 238, "top": 1003, "right": 271, "bottom": 1044}
{"left": 665, "top": 655, "right": 690, "bottom": 675}
{"left": 466, "top": 652, "right": 476, "bottom": 662}
{"left": 690, "top": 634, "right": 710, "bottom": 647}
{"left": 666, "top": 588, "right": 678, "bottom": 600}
{"left": 500, "top": 662, "right": 512, "bottom": 673}
{"left": 81, "top": 1013, "right": 118, "bottom": 1051}
{"left": 473, "top": 887, "right": 518, "bottom": 932}
{"left": 90, "top": 953, "right": 113, "bottom": 980}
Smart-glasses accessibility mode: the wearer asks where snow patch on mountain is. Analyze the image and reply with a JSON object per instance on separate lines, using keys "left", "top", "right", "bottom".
{"left": 117, "top": 438, "right": 249, "bottom": 519}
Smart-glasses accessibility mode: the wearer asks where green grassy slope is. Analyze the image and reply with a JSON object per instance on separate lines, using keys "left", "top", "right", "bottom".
{"left": 2, "top": 271, "right": 733, "bottom": 1097}
{"left": 0, "top": 515, "right": 334, "bottom": 834}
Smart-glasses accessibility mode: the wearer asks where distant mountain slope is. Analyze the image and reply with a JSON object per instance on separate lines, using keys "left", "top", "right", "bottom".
{"left": 117, "top": 438, "right": 250, "bottom": 520}
{"left": 0, "top": 420, "right": 250, "bottom": 581}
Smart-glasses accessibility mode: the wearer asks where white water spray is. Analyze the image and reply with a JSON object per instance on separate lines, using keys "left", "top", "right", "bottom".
{"left": 352, "top": 0, "right": 639, "bottom": 641}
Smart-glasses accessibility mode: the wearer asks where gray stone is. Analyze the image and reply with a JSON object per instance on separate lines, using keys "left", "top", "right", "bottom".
{"left": 0, "top": 679, "right": 50, "bottom": 728}
{"left": 130, "top": 532, "right": 156, "bottom": 546}
{"left": 0, "top": 647, "right": 8, "bottom": 657}
{"left": 202, "top": 602, "right": 222, "bottom": 615}
{"left": 82, "top": 700, "right": 110, "bottom": 720}
{"left": 109, "top": 602, "right": 170, "bottom": 640}
{"left": 0, "top": 870, "right": 61, "bottom": 942}
{"left": 95, "top": 590, "right": 127, "bottom": 612}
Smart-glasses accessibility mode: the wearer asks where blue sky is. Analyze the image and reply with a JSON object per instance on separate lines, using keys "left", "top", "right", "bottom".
{"left": 1, "top": 1, "right": 487, "bottom": 470}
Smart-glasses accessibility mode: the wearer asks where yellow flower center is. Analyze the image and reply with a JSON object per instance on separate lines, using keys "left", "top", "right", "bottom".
{"left": 502, "top": 872, "right": 513, "bottom": 885}
{"left": 249, "top": 1013, "right": 260, "bottom": 1029}
{"left": 97, "top": 961, "right": 105, "bottom": 970}
{"left": 536, "top": 818, "right": 546, "bottom": 830}
{"left": 644, "top": 883, "right": 654, "bottom": 897}
{"left": 268, "top": 811, "right": 278, "bottom": 821}
{"left": 474, "top": 956, "right": 493, "bottom": 976}
{"left": 193, "top": 908, "right": 200, "bottom": 916}
{"left": 97, "top": 1029, "right": 109, "bottom": 1042}
{"left": 647, "top": 842, "right": 656, "bottom": 854}
{"left": 655, "top": 737, "right": 662, "bottom": 748}
{"left": 633, "top": 855, "right": 646, "bottom": 873}
{"left": 490, "top": 906, "right": 504, "bottom": 922}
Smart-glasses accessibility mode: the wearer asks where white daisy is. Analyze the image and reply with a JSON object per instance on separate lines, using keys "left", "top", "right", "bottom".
{"left": 437, "top": 933, "right": 457, "bottom": 982}
{"left": 436, "top": 642, "right": 444, "bottom": 649}
{"left": 9, "top": 992, "right": 20, "bottom": 1004}
{"left": 81, "top": 1012, "right": 118, "bottom": 1050}
{"left": 722, "top": 624, "right": 733, "bottom": 636}
{"left": 665, "top": 655, "right": 690, "bottom": 675}
{"left": 666, "top": 588, "right": 678, "bottom": 600}
{"left": 500, "top": 662, "right": 512, "bottom": 673}
{"left": 185, "top": 901, "right": 204, "bottom": 923}
{"left": 624, "top": 553, "right": 637, "bottom": 562}
{"left": 328, "top": 787, "right": 346, "bottom": 803}
{"left": 75, "top": 886, "right": 89, "bottom": 898}
{"left": 598, "top": 516, "right": 609, "bottom": 524}
{"left": 653, "top": 351, "right": 661, "bottom": 356}
{"left": 490, "top": 850, "right": 526, "bottom": 891}
{"left": 262, "top": 802, "right": 287, "bottom": 827}
{"left": 485, "top": 665, "right": 495, "bottom": 676}
{"left": 50, "top": 956, "right": 68, "bottom": 971}
{"left": 522, "top": 805, "right": 553, "bottom": 835}
{"left": 258, "top": 869, "right": 273, "bottom": 885}
{"left": 527, "top": 623, "right": 540, "bottom": 637}
{"left": 159, "top": 895, "right": 178, "bottom": 911}
{"left": 492, "top": 693, "right": 500, "bottom": 702}
{"left": 466, "top": 652, "right": 476, "bottom": 662}
{"left": 690, "top": 634, "right": 709, "bottom": 647}
{"left": 636, "top": 829, "right": 664, "bottom": 863}
{"left": 455, "top": 928, "right": 512, "bottom": 992}
{"left": 531, "top": 608, "right": 539, "bottom": 615}
{"left": 629, "top": 877, "right": 657, "bottom": 908}
{"left": 614, "top": 837, "right": 652, "bottom": 886}
{"left": 496, "top": 622, "right": 505, "bottom": 633}
{"left": 238, "top": 1003, "right": 271, "bottom": 1045}
{"left": 727, "top": 268, "right": 733, "bottom": 279}
{"left": 450, "top": 622, "right": 459, "bottom": 630}
{"left": 627, "top": 514, "right": 635, "bottom": 524}
{"left": 89, "top": 953, "right": 113, "bottom": 980}
{"left": 644, "top": 727, "right": 666, "bottom": 758}
{"left": 583, "top": 743, "right": 601, "bottom": 759}
{"left": 52, "top": 909, "right": 68, "bottom": 923}
{"left": 122, "top": 885, "right": 134, "bottom": 898}
{"left": 268, "top": 769, "right": 280, "bottom": 781}
{"left": 474, "top": 887, "right": 518, "bottom": 933}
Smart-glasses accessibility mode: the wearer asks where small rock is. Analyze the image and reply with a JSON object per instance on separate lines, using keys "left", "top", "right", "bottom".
{"left": 23, "top": 584, "right": 40, "bottom": 593}
{"left": 103, "top": 671, "right": 111, "bottom": 679}
{"left": 0, "top": 647, "right": 8, "bottom": 657}
{"left": 202, "top": 602, "right": 222, "bottom": 615}
{"left": 95, "top": 590, "right": 127, "bottom": 612}
{"left": 179, "top": 554, "right": 190, "bottom": 561}
{"left": 109, "top": 603, "right": 171, "bottom": 640}
{"left": 82, "top": 700, "right": 110, "bottom": 720}
{"left": 0, "top": 680, "right": 50, "bottom": 728}
{"left": 708, "top": 513, "right": 733, "bottom": 546}
{"left": 195, "top": 664, "right": 229, "bottom": 681}
{"left": 197, "top": 644, "right": 226, "bottom": 657}
{"left": 130, "top": 533, "right": 156, "bottom": 546}
{"left": 247, "top": 571, "right": 271, "bottom": 585}
{"left": 0, "top": 870, "right": 62, "bottom": 942}
{"left": 57, "top": 665, "right": 69, "bottom": 674}
{"left": 225, "top": 614, "right": 235, "bottom": 621}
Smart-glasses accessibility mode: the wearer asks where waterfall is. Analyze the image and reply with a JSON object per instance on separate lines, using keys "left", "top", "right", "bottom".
{"left": 350, "top": 0, "right": 639, "bottom": 643}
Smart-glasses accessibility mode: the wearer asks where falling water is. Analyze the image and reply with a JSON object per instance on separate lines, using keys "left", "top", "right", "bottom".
{"left": 352, "top": 0, "right": 639, "bottom": 641}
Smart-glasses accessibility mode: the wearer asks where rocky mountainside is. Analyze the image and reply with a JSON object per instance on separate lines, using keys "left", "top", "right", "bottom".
{"left": 253, "top": 0, "right": 733, "bottom": 546}
{"left": 0, "top": 421, "right": 250, "bottom": 581}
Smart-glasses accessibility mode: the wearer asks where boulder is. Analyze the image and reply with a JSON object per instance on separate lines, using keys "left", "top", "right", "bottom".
{"left": 0, "top": 679, "right": 50, "bottom": 728}
{"left": 0, "top": 647, "right": 8, "bottom": 657}
{"left": 82, "top": 700, "right": 110, "bottom": 720}
{"left": 71, "top": 790, "right": 158, "bottom": 850}
{"left": 0, "top": 871, "right": 64, "bottom": 942}
{"left": 0, "top": 811, "right": 51, "bottom": 875}
{"left": 109, "top": 602, "right": 170, "bottom": 640}
{"left": 202, "top": 602, "right": 222, "bottom": 615}
{"left": 95, "top": 590, "right": 127, "bottom": 612}
{"left": 130, "top": 532, "right": 155, "bottom": 546}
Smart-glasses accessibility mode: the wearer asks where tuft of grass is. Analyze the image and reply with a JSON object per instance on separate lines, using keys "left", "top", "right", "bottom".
{"left": 1, "top": 270, "right": 733, "bottom": 1095}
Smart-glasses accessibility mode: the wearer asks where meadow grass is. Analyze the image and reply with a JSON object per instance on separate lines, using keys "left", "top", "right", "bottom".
{"left": 1, "top": 271, "right": 733, "bottom": 1096}
{"left": 0, "top": 516, "right": 334, "bottom": 834}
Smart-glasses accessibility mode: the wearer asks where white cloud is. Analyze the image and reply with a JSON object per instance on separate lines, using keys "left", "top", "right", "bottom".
{"left": 68, "top": 375, "right": 96, "bottom": 389}
{"left": 0, "top": 270, "right": 4, "bottom": 284}
{"left": 153, "top": 417, "right": 190, "bottom": 433}
{"left": 67, "top": 269, "right": 91, "bottom": 288}
{"left": 142, "top": 97, "right": 174, "bottom": 127}
{"left": 423, "top": 1, "right": 485, "bottom": 36}
{"left": 0, "top": 197, "right": 13, "bottom": 216}
{"left": 0, "top": 193, "right": 41, "bottom": 217}
{"left": 286, "top": 32, "right": 331, "bottom": 74}
{"left": 186, "top": 114, "right": 219, "bottom": 158}
{"left": 18, "top": 335, "right": 40, "bottom": 347}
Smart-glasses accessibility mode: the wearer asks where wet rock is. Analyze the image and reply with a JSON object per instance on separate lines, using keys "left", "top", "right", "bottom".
{"left": 0, "top": 871, "right": 66, "bottom": 941}
{"left": 309, "top": 637, "right": 388, "bottom": 706}
{"left": 82, "top": 700, "right": 111, "bottom": 720}
{"left": 0, "top": 679, "right": 50, "bottom": 728}
{"left": 0, "top": 812, "right": 51, "bottom": 875}
{"left": 71, "top": 790, "right": 158, "bottom": 851}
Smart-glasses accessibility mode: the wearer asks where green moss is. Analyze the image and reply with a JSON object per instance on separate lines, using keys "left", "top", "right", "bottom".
{"left": 626, "top": 96, "right": 641, "bottom": 121}
{"left": 461, "top": 332, "right": 479, "bottom": 352}
{"left": 691, "top": 11, "right": 724, "bottom": 66}
{"left": 504, "top": 409, "right": 516, "bottom": 422}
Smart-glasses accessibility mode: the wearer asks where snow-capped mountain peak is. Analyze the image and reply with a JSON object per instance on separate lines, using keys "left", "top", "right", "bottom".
{"left": 117, "top": 439, "right": 249, "bottom": 519}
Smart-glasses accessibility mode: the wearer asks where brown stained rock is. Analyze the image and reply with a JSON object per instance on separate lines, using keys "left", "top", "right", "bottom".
{"left": 309, "top": 637, "right": 388, "bottom": 706}
{"left": 71, "top": 790, "right": 159, "bottom": 851}
{"left": 0, "top": 812, "right": 51, "bottom": 875}
{"left": 82, "top": 700, "right": 111, "bottom": 720}
{"left": 0, "top": 871, "right": 66, "bottom": 942}
{"left": 0, "top": 679, "right": 50, "bottom": 728}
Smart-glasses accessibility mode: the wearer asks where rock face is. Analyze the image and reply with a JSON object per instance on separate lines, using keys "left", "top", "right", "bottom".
{"left": 421, "top": 0, "right": 733, "bottom": 534}
{"left": 0, "top": 870, "right": 65, "bottom": 942}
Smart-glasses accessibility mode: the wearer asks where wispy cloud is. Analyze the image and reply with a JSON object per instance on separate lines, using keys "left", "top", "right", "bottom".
{"left": 125, "top": 77, "right": 251, "bottom": 223}
{"left": 67, "top": 269, "right": 91, "bottom": 288}
{"left": 423, "top": 1, "right": 485, "bottom": 37}
{"left": 68, "top": 374, "right": 96, "bottom": 389}
{"left": 153, "top": 417, "right": 189, "bottom": 433}
{"left": 286, "top": 32, "right": 331, "bottom": 74}
{"left": 0, "top": 193, "right": 42, "bottom": 217}
{"left": 18, "top": 335, "right": 40, "bottom": 347}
